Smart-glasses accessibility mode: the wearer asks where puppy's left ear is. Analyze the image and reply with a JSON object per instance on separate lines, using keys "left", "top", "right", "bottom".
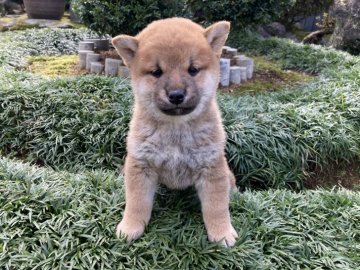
{"left": 112, "top": 35, "right": 138, "bottom": 67}
{"left": 204, "top": 21, "right": 230, "bottom": 57}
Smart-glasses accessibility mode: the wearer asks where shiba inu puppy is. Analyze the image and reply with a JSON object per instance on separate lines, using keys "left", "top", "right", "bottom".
{"left": 112, "top": 17, "right": 238, "bottom": 247}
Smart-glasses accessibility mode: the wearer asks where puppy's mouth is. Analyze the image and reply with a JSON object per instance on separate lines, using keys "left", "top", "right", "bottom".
{"left": 160, "top": 106, "right": 195, "bottom": 116}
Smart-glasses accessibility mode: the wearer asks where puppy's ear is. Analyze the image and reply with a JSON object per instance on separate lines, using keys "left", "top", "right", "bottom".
{"left": 112, "top": 35, "right": 138, "bottom": 67}
{"left": 204, "top": 21, "right": 230, "bottom": 57}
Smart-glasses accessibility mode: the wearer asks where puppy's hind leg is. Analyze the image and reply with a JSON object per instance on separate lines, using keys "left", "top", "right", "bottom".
{"left": 196, "top": 156, "right": 238, "bottom": 247}
{"left": 117, "top": 156, "right": 157, "bottom": 242}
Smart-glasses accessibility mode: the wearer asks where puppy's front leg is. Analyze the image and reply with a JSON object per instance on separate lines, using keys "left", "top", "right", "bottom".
{"left": 196, "top": 157, "right": 238, "bottom": 247}
{"left": 117, "top": 156, "right": 157, "bottom": 242}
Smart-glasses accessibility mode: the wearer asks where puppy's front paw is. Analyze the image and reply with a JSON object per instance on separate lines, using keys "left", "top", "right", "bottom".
{"left": 208, "top": 224, "right": 238, "bottom": 247}
{"left": 116, "top": 218, "right": 145, "bottom": 242}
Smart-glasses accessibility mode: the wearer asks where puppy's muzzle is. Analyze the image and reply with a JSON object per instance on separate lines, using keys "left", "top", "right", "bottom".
{"left": 168, "top": 89, "right": 185, "bottom": 105}
{"left": 156, "top": 88, "right": 199, "bottom": 116}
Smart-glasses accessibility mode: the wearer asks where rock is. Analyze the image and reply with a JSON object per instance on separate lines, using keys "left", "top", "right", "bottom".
{"left": 263, "top": 22, "right": 287, "bottom": 37}
{"left": 330, "top": 0, "right": 360, "bottom": 55}
{"left": 257, "top": 26, "right": 272, "bottom": 38}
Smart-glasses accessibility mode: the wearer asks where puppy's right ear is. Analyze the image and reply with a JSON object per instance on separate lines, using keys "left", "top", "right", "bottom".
{"left": 204, "top": 21, "right": 230, "bottom": 57}
{"left": 112, "top": 35, "right": 138, "bottom": 67}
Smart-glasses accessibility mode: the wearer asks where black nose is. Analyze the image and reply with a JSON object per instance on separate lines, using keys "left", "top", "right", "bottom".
{"left": 168, "top": 90, "right": 185, "bottom": 105}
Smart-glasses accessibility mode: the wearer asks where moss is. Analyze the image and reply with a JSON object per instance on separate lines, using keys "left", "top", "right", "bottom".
{"left": 0, "top": 12, "right": 84, "bottom": 32}
{"left": 229, "top": 56, "right": 314, "bottom": 96}
{"left": 27, "top": 55, "right": 85, "bottom": 77}
{"left": 10, "top": 21, "right": 40, "bottom": 31}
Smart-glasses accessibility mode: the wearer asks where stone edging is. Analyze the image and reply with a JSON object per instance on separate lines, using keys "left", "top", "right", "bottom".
{"left": 77, "top": 40, "right": 254, "bottom": 86}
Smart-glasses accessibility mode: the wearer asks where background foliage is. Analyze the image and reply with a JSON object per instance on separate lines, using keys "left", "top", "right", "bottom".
{"left": 187, "top": 0, "right": 296, "bottom": 27}
{"left": 72, "top": 0, "right": 297, "bottom": 36}
{"left": 71, "top": 0, "right": 186, "bottom": 36}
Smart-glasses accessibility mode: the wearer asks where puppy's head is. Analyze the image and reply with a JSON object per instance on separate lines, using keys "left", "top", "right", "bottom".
{"left": 112, "top": 18, "right": 230, "bottom": 120}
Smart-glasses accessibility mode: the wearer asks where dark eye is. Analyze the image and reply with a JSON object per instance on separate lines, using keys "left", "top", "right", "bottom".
{"left": 188, "top": 66, "right": 199, "bottom": 76}
{"left": 151, "top": 68, "right": 163, "bottom": 78}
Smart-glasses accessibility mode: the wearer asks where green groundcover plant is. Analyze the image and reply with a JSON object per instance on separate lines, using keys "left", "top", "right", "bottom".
{"left": 0, "top": 156, "right": 359, "bottom": 269}
{"left": 0, "top": 28, "right": 359, "bottom": 189}
{"left": 0, "top": 27, "right": 360, "bottom": 269}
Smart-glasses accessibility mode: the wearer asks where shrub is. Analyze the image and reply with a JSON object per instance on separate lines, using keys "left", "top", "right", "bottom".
{"left": 72, "top": 0, "right": 298, "bottom": 36}
{"left": 187, "top": 0, "right": 296, "bottom": 28}
{"left": 71, "top": 0, "right": 187, "bottom": 36}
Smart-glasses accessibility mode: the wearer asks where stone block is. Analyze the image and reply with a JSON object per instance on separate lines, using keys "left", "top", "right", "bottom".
{"left": 226, "top": 48, "right": 238, "bottom": 58}
{"left": 84, "top": 38, "right": 110, "bottom": 51}
{"left": 79, "top": 50, "right": 93, "bottom": 70}
{"left": 235, "top": 57, "right": 254, "bottom": 79}
{"left": 105, "top": 58, "right": 122, "bottom": 76}
{"left": 79, "top": 41, "right": 95, "bottom": 51}
{"left": 230, "top": 66, "right": 241, "bottom": 85}
{"left": 86, "top": 53, "right": 100, "bottom": 71}
{"left": 90, "top": 62, "right": 104, "bottom": 74}
{"left": 118, "top": 66, "right": 130, "bottom": 78}
{"left": 219, "top": 58, "right": 230, "bottom": 87}
{"left": 222, "top": 46, "right": 231, "bottom": 55}
{"left": 239, "top": 67, "right": 248, "bottom": 82}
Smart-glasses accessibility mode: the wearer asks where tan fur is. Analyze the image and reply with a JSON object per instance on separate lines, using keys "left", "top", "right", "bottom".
{"left": 112, "top": 17, "right": 238, "bottom": 247}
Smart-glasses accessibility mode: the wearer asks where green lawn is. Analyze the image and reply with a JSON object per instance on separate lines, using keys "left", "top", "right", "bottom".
{"left": 0, "top": 28, "right": 359, "bottom": 269}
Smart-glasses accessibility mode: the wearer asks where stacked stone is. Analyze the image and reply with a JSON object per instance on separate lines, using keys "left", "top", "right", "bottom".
{"left": 219, "top": 46, "right": 254, "bottom": 87}
{"left": 78, "top": 40, "right": 130, "bottom": 78}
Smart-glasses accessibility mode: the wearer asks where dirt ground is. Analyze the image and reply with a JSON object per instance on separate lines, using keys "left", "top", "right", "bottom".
{"left": 305, "top": 160, "right": 360, "bottom": 190}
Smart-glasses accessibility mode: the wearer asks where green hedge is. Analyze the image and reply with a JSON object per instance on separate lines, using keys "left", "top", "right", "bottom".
{"left": 188, "top": 0, "right": 295, "bottom": 27}
{"left": 0, "top": 29, "right": 359, "bottom": 189}
{"left": 1, "top": 156, "right": 359, "bottom": 269}
{"left": 72, "top": 0, "right": 187, "bottom": 36}
{"left": 72, "top": 0, "right": 295, "bottom": 36}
